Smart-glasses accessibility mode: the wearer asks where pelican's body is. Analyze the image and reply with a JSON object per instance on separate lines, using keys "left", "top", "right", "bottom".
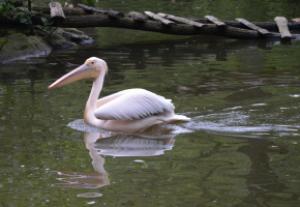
{"left": 49, "top": 57, "right": 190, "bottom": 133}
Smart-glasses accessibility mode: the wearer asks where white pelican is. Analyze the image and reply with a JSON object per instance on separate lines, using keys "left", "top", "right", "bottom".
{"left": 48, "top": 57, "right": 190, "bottom": 132}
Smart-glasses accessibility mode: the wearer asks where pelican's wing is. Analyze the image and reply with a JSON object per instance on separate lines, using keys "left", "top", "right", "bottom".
{"left": 95, "top": 89, "right": 174, "bottom": 120}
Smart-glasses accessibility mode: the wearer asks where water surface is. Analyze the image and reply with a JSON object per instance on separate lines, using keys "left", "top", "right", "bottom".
{"left": 1, "top": 1, "right": 300, "bottom": 207}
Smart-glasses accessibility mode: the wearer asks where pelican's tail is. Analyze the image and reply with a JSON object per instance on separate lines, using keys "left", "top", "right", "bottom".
{"left": 162, "top": 114, "right": 191, "bottom": 124}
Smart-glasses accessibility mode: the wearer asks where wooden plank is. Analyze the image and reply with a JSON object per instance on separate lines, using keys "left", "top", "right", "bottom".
{"left": 205, "top": 15, "right": 225, "bottom": 27}
{"left": 144, "top": 11, "right": 174, "bottom": 25}
{"left": 236, "top": 18, "right": 270, "bottom": 35}
{"left": 157, "top": 12, "right": 204, "bottom": 28}
{"left": 274, "top": 16, "right": 292, "bottom": 40}
{"left": 49, "top": 2, "right": 65, "bottom": 19}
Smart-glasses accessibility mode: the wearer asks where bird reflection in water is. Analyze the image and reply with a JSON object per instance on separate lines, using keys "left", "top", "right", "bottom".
{"left": 56, "top": 132, "right": 110, "bottom": 190}
{"left": 56, "top": 123, "right": 176, "bottom": 193}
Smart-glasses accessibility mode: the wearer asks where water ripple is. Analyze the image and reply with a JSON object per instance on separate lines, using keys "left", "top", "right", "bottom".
{"left": 68, "top": 109, "right": 300, "bottom": 139}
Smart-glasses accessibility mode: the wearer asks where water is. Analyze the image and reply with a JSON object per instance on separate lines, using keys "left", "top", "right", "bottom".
{"left": 1, "top": 1, "right": 300, "bottom": 206}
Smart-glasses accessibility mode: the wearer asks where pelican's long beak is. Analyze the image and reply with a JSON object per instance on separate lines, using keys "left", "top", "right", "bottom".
{"left": 48, "top": 64, "right": 91, "bottom": 89}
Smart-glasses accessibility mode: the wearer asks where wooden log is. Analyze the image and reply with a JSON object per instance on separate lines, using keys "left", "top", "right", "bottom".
{"left": 205, "top": 15, "right": 226, "bottom": 27}
{"left": 157, "top": 12, "right": 204, "bottom": 28}
{"left": 236, "top": 18, "right": 270, "bottom": 36}
{"left": 4, "top": 7, "right": 300, "bottom": 40}
{"left": 53, "top": 14, "right": 281, "bottom": 39}
{"left": 32, "top": 6, "right": 300, "bottom": 32}
{"left": 49, "top": 2, "right": 65, "bottom": 19}
{"left": 274, "top": 16, "right": 292, "bottom": 40}
{"left": 144, "top": 11, "right": 174, "bottom": 25}
{"left": 1, "top": 9, "right": 283, "bottom": 40}
{"left": 77, "top": 3, "right": 123, "bottom": 18}
{"left": 31, "top": 6, "right": 300, "bottom": 32}
{"left": 128, "top": 11, "right": 147, "bottom": 22}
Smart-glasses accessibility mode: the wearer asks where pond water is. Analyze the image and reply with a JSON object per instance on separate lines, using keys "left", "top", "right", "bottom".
{"left": 1, "top": 1, "right": 300, "bottom": 207}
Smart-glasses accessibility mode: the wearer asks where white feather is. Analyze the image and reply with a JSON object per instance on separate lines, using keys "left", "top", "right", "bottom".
{"left": 94, "top": 89, "right": 174, "bottom": 120}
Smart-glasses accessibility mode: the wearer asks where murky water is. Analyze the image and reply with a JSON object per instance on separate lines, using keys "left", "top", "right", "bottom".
{"left": 1, "top": 1, "right": 300, "bottom": 207}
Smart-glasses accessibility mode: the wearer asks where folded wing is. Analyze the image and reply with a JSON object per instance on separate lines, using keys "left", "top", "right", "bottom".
{"left": 94, "top": 89, "right": 174, "bottom": 120}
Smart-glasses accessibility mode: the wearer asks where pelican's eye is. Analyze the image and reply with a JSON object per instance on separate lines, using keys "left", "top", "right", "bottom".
{"left": 91, "top": 61, "right": 95, "bottom": 65}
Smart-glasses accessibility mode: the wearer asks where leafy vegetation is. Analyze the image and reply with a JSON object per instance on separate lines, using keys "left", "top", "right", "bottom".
{"left": 0, "top": 0, "right": 32, "bottom": 25}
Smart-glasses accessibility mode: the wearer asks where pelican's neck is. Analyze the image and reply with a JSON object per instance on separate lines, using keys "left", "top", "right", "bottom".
{"left": 88, "top": 72, "right": 105, "bottom": 108}
{"left": 84, "top": 72, "right": 105, "bottom": 126}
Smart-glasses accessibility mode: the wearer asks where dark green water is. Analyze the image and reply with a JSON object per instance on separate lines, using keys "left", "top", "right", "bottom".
{"left": 1, "top": 1, "right": 300, "bottom": 207}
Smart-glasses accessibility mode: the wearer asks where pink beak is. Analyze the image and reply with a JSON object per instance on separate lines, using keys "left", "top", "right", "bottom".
{"left": 48, "top": 64, "right": 91, "bottom": 89}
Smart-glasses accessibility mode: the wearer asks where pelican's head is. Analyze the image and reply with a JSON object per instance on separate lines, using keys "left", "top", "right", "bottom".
{"left": 48, "top": 57, "right": 108, "bottom": 89}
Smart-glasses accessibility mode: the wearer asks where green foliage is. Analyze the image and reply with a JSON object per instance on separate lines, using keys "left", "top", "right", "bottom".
{"left": 0, "top": 0, "right": 32, "bottom": 25}
{"left": 0, "top": 0, "right": 14, "bottom": 14}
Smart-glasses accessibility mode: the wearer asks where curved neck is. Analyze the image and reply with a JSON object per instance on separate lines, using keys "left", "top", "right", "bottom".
{"left": 87, "top": 72, "right": 105, "bottom": 109}
{"left": 84, "top": 72, "right": 106, "bottom": 126}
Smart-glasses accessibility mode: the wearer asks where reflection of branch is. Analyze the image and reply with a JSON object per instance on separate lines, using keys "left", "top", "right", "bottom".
{"left": 101, "top": 37, "right": 276, "bottom": 71}
{"left": 0, "top": 36, "right": 277, "bottom": 83}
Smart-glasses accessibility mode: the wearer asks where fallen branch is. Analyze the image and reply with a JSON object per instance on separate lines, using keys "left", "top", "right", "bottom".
{"left": 3, "top": 3, "right": 300, "bottom": 40}
{"left": 54, "top": 14, "right": 279, "bottom": 39}
{"left": 31, "top": 6, "right": 300, "bottom": 32}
